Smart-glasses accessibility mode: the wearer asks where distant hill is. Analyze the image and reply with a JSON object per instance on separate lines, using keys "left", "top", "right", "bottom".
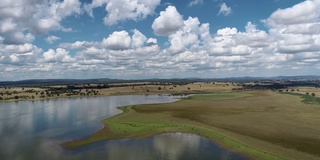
{"left": 0, "top": 75, "right": 319, "bottom": 87}
{"left": 218, "top": 75, "right": 320, "bottom": 82}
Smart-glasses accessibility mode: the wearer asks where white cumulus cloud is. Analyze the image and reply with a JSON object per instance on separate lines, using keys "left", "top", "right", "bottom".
{"left": 2, "top": 1, "right": 320, "bottom": 80}
{"left": 0, "top": 43, "right": 42, "bottom": 64}
{"left": 168, "top": 17, "right": 201, "bottom": 53}
{"left": 84, "top": 0, "right": 160, "bottom": 25}
{"left": 42, "top": 48, "right": 75, "bottom": 63}
{"left": 263, "top": 0, "right": 320, "bottom": 54}
{"left": 0, "top": 0, "right": 81, "bottom": 45}
{"left": 102, "top": 30, "right": 132, "bottom": 50}
{"left": 132, "top": 29, "right": 147, "bottom": 48}
{"left": 152, "top": 6, "right": 184, "bottom": 36}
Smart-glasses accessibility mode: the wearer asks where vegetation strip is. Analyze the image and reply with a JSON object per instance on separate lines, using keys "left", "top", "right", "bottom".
{"left": 281, "top": 92, "right": 320, "bottom": 104}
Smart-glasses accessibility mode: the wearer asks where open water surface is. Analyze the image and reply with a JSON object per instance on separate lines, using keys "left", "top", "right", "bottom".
{"left": 0, "top": 95, "right": 248, "bottom": 160}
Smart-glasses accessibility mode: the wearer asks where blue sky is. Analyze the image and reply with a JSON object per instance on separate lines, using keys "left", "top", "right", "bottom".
{"left": 0, "top": 0, "right": 319, "bottom": 80}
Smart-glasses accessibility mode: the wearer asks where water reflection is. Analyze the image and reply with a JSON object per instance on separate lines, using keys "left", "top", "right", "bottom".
{"left": 0, "top": 95, "right": 176, "bottom": 160}
{"left": 0, "top": 95, "right": 248, "bottom": 160}
{"left": 75, "top": 133, "right": 247, "bottom": 160}
{"left": 152, "top": 133, "right": 247, "bottom": 160}
{"left": 153, "top": 133, "right": 201, "bottom": 160}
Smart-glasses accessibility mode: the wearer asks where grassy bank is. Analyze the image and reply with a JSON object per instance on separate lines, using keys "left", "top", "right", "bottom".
{"left": 281, "top": 92, "right": 320, "bottom": 104}
{"left": 62, "top": 91, "right": 320, "bottom": 160}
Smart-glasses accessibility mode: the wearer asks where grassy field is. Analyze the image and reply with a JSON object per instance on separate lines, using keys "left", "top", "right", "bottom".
{"left": 0, "top": 82, "right": 239, "bottom": 102}
{"left": 62, "top": 90, "right": 320, "bottom": 160}
{"left": 288, "top": 86, "right": 320, "bottom": 98}
{"left": 281, "top": 92, "right": 320, "bottom": 104}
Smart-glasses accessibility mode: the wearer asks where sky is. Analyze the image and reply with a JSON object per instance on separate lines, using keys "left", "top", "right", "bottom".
{"left": 0, "top": 0, "right": 319, "bottom": 81}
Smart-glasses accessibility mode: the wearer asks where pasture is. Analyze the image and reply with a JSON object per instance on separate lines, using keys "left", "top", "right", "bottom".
{"left": 63, "top": 90, "right": 320, "bottom": 160}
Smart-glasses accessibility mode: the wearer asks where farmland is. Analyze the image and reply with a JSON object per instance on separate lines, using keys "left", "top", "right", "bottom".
{"left": 63, "top": 89, "right": 320, "bottom": 160}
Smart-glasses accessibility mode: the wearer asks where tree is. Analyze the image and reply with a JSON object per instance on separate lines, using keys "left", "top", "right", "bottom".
{"left": 306, "top": 92, "right": 309, "bottom": 95}
{"left": 0, "top": 97, "right": 3, "bottom": 100}
{"left": 311, "top": 93, "right": 316, "bottom": 97}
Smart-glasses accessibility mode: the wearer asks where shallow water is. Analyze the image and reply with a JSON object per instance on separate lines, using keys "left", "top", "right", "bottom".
{"left": 0, "top": 95, "right": 248, "bottom": 160}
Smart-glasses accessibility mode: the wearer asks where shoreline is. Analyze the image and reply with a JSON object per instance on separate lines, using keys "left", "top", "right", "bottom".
{"left": 0, "top": 91, "right": 199, "bottom": 103}
{"left": 62, "top": 105, "right": 273, "bottom": 160}
{"left": 62, "top": 91, "right": 320, "bottom": 160}
{"left": 1, "top": 82, "right": 238, "bottom": 103}
{"left": 2, "top": 83, "right": 320, "bottom": 159}
{"left": 61, "top": 92, "right": 277, "bottom": 160}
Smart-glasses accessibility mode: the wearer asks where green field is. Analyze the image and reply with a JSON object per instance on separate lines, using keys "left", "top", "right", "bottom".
{"left": 281, "top": 92, "right": 320, "bottom": 104}
{"left": 62, "top": 90, "right": 320, "bottom": 160}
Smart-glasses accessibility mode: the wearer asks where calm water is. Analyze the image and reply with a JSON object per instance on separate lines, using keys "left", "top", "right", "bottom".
{"left": 0, "top": 95, "right": 248, "bottom": 160}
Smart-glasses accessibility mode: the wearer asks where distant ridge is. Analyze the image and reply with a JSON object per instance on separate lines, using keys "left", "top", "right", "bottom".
{"left": 0, "top": 75, "right": 319, "bottom": 86}
{"left": 220, "top": 75, "right": 320, "bottom": 81}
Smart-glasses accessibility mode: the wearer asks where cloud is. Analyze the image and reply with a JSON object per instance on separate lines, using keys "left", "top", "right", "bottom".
{"left": 60, "top": 29, "right": 157, "bottom": 53}
{"left": 218, "top": 3, "right": 232, "bottom": 16}
{"left": 152, "top": 6, "right": 184, "bottom": 36}
{"left": 2, "top": 1, "right": 320, "bottom": 80}
{"left": 1, "top": 32, "right": 35, "bottom": 45}
{"left": 0, "top": 19, "right": 17, "bottom": 32}
{"left": 146, "top": 38, "right": 158, "bottom": 46}
{"left": 102, "top": 30, "right": 132, "bottom": 50}
{"left": 42, "top": 2, "right": 319, "bottom": 78}
{"left": 188, "top": 0, "right": 203, "bottom": 7}
{"left": 168, "top": 17, "right": 201, "bottom": 53}
{"left": 0, "top": 0, "right": 81, "bottom": 45}
{"left": 0, "top": 43, "right": 42, "bottom": 65}
{"left": 132, "top": 29, "right": 147, "bottom": 48}
{"left": 265, "top": 0, "right": 320, "bottom": 27}
{"left": 59, "top": 41, "right": 98, "bottom": 50}
{"left": 263, "top": 0, "right": 320, "bottom": 54}
{"left": 45, "top": 36, "right": 61, "bottom": 44}
{"left": 84, "top": 0, "right": 160, "bottom": 25}
{"left": 42, "top": 48, "right": 75, "bottom": 63}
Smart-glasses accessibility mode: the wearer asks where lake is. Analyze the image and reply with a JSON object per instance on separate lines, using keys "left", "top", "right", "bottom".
{"left": 0, "top": 95, "right": 248, "bottom": 160}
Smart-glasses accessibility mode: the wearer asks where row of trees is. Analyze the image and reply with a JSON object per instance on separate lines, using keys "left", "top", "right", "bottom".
{"left": 306, "top": 92, "right": 316, "bottom": 97}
